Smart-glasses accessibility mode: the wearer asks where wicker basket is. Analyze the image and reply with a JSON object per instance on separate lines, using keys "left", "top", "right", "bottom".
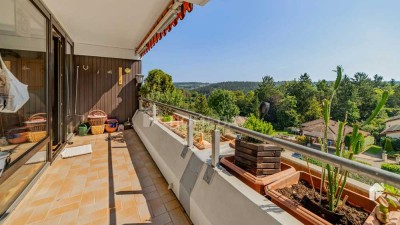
{"left": 88, "top": 110, "right": 107, "bottom": 126}
{"left": 24, "top": 113, "right": 47, "bottom": 132}
{"left": 28, "top": 131, "right": 46, "bottom": 143}
{"left": 91, "top": 125, "right": 105, "bottom": 135}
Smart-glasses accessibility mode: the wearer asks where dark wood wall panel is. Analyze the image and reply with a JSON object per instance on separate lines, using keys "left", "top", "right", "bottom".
{"left": 74, "top": 55, "right": 140, "bottom": 123}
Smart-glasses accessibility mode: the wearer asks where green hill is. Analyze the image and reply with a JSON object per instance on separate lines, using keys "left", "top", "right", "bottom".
{"left": 174, "top": 82, "right": 210, "bottom": 90}
{"left": 193, "top": 81, "right": 260, "bottom": 95}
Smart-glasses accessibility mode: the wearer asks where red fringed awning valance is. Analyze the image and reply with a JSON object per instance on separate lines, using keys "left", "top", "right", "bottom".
{"left": 135, "top": 1, "right": 194, "bottom": 57}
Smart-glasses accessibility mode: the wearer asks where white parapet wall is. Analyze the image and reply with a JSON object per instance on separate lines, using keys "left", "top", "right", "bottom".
{"left": 133, "top": 111, "right": 301, "bottom": 225}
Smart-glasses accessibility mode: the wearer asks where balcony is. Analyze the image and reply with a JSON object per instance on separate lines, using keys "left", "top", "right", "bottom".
{"left": 4, "top": 130, "right": 191, "bottom": 225}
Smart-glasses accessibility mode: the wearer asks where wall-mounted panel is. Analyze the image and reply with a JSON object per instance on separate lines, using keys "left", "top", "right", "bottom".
{"left": 75, "top": 55, "right": 141, "bottom": 123}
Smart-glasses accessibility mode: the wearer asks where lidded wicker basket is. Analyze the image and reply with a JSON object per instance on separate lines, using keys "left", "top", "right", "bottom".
{"left": 24, "top": 113, "right": 47, "bottom": 132}
{"left": 88, "top": 110, "right": 107, "bottom": 126}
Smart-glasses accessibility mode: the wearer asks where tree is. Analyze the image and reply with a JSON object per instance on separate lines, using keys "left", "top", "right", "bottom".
{"left": 276, "top": 95, "right": 300, "bottom": 130}
{"left": 331, "top": 75, "right": 360, "bottom": 123}
{"left": 286, "top": 73, "right": 320, "bottom": 123}
{"left": 316, "top": 79, "right": 332, "bottom": 102}
{"left": 193, "top": 94, "right": 211, "bottom": 116}
{"left": 140, "top": 69, "right": 175, "bottom": 97}
{"left": 254, "top": 76, "right": 283, "bottom": 124}
{"left": 236, "top": 91, "right": 258, "bottom": 117}
{"left": 208, "top": 89, "right": 239, "bottom": 122}
{"left": 373, "top": 74, "right": 384, "bottom": 88}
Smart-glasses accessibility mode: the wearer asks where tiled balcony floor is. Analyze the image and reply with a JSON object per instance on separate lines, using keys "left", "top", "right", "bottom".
{"left": 4, "top": 130, "right": 191, "bottom": 225}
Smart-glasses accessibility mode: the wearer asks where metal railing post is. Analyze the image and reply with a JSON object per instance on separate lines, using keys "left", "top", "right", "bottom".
{"left": 212, "top": 129, "right": 220, "bottom": 167}
{"left": 138, "top": 97, "right": 400, "bottom": 189}
{"left": 139, "top": 99, "right": 143, "bottom": 110}
{"left": 152, "top": 103, "right": 157, "bottom": 120}
{"left": 187, "top": 116, "right": 194, "bottom": 148}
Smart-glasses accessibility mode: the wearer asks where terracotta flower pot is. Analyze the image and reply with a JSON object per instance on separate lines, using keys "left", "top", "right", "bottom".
{"left": 264, "top": 171, "right": 379, "bottom": 225}
{"left": 221, "top": 155, "right": 296, "bottom": 195}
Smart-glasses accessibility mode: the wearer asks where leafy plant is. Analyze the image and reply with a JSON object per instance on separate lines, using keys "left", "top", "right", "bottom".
{"left": 162, "top": 115, "right": 173, "bottom": 122}
{"left": 241, "top": 114, "right": 274, "bottom": 143}
{"left": 381, "top": 163, "right": 400, "bottom": 175}
{"left": 384, "top": 138, "right": 394, "bottom": 152}
{"left": 376, "top": 184, "right": 400, "bottom": 223}
{"left": 319, "top": 66, "right": 389, "bottom": 212}
{"left": 296, "top": 135, "right": 309, "bottom": 145}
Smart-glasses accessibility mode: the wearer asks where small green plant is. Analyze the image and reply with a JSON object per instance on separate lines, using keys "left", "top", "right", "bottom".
{"left": 297, "top": 135, "right": 309, "bottom": 145}
{"left": 241, "top": 114, "right": 274, "bottom": 143}
{"left": 162, "top": 115, "right": 173, "bottom": 122}
{"left": 376, "top": 184, "right": 400, "bottom": 223}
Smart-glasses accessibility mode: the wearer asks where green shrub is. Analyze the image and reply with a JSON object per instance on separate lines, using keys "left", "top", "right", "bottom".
{"left": 301, "top": 156, "right": 323, "bottom": 167}
{"left": 364, "top": 136, "right": 375, "bottom": 148}
{"left": 241, "top": 114, "right": 274, "bottom": 143}
{"left": 381, "top": 137, "right": 400, "bottom": 151}
{"left": 384, "top": 138, "right": 394, "bottom": 152}
{"left": 344, "top": 135, "right": 352, "bottom": 148}
{"left": 381, "top": 163, "right": 400, "bottom": 175}
{"left": 162, "top": 115, "right": 173, "bottom": 122}
{"left": 354, "top": 159, "right": 372, "bottom": 166}
{"left": 296, "top": 135, "right": 308, "bottom": 145}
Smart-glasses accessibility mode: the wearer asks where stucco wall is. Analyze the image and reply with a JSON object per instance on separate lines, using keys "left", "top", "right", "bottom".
{"left": 133, "top": 111, "right": 300, "bottom": 225}
{"left": 388, "top": 132, "right": 400, "bottom": 139}
{"left": 387, "top": 119, "right": 400, "bottom": 129}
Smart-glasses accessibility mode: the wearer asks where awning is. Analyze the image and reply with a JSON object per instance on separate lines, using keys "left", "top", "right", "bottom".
{"left": 135, "top": 1, "right": 194, "bottom": 57}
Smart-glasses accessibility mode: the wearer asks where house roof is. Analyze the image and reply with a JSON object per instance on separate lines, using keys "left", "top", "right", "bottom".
{"left": 301, "top": 119, "right": 370, "bottom": 140}
{"left": 381, "top": 124, "right": 400, "bottom": 135}
{"left": 386, "top": 115, "right": 400, "bottom": 123}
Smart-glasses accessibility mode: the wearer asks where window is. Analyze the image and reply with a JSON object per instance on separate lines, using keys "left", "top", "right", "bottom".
{"left": 0, "top": 0, "right": 48, "bottom": 215}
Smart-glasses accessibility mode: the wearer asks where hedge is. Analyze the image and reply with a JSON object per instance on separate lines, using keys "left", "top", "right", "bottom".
{"left": 381, "top": 137, "right": 400, "bottom": 151}
{"left": 381, "top": 163, "right": 400, "bottom": 175}
{"left": 364, "top": 136, "right": 375, "bottom": 149}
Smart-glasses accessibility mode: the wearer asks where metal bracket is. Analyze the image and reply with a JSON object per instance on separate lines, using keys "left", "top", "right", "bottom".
{"left": 180, "top": 146, "right": 189, "bottom": 158}
{"left": 203, "top": 164, "right": 215, "bottom": 184}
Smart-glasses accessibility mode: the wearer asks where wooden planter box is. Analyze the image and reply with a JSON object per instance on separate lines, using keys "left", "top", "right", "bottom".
{"left": 221, "top": 155, "right": 296, "bottom": 194}
{"left": 234, "top": 140, "right": 282, "bottom": 176}
{"left": 265, "top": 171, "right": 379, "bottom": 225}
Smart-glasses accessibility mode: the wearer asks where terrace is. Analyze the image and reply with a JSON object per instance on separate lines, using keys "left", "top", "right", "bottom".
{"left": 1, "top": 0, "right": 400, "bottom": 225}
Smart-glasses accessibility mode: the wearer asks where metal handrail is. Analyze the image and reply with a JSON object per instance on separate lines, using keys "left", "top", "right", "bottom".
{"left": 140, "top": 97, "right": 400, "bottom": 189}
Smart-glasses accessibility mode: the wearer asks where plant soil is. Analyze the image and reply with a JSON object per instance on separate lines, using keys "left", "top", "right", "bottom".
{"left": 276, "top": 180, "right": 369, "bottom": 225}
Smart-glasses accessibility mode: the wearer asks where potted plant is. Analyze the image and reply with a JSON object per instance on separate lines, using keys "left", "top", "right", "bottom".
{"left": 375, "top": 184, "right": 400, "bottom": 224}
{"left": 221, "top": 114, "right": 296, "bottom": 194}
{"left": 265, "top": 66, "right": 388, "bottom": 225}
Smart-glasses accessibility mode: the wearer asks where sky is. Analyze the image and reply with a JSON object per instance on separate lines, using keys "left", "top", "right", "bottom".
{"left": 142, "top": 0, "right": 400, "bottom": 82}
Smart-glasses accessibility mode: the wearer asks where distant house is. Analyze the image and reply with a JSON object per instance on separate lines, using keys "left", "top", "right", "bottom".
{"left": 300, "top": 119, "right": 370, "bottom": 142}
{"left": 381, "top": 115, "right": 400, "bottom": 139}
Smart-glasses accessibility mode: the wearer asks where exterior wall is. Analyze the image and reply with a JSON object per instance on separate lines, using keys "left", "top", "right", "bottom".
{"left": 75, "top": 55, "right": 141, "bottom": 122}
{"left": 133, "top": 111, "right": 301, "bottom": 225}
{"left": 387, "top": 132, "right": 400, "bottom": 139}
{"left": 386, "top": 119, "right": 400, "bottom": 129}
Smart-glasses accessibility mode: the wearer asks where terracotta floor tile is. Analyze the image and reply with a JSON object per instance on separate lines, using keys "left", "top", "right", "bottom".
{"left": 168, "top": 208, "right": 191, "bottom": 225}
{"left": 164, "top": 199, "right": 181, "bottom": 212}
{"left": 5, "top": 130, "right": 192, "bottom": 225}
{"left": 151, "top": 212, "right": 172, "bottom": 225}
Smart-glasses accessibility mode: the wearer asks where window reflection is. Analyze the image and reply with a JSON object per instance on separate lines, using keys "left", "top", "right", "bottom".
{"left": 0, "top": 0, "right": 47, "bottom": 167}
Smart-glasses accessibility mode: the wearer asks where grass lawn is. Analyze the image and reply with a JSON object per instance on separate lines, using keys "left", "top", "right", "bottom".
{"left": 365, "top": 145, "right": 382, "bottom": 155}
{"left": 273, "top": 130, "right": 295, "bottom": 136}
